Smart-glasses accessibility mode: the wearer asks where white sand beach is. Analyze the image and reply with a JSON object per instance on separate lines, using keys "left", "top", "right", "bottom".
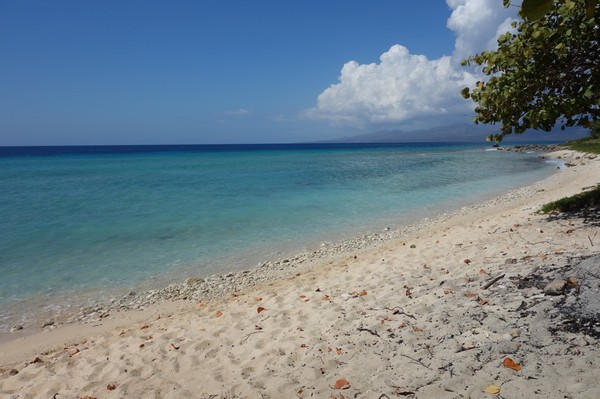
{"left": 1, "top": 148, "right": 599, "bottom": 399}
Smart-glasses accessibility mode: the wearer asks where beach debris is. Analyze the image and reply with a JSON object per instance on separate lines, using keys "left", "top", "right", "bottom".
{"left": 404, "top": 285, "right": 413, "bottom": 298}
{"left": 214, "top": 310, "right": 223, "bottom": 317}
{"left": 544, "top": 279, "right": 567, "bottom": 295}
{"left": 107, "top": 383, "right": 117, "bottom": 391}
{"left": 140, "top": 324, "right": 150, "bottom": 330}
{"left": 504, "top": 258, "right": 518, "bottom": 264}
{"left": 322, "top": 294, "right": 331, "bottom": 301}
{"left": 485, "top": 384, "right": 501, "bottom": 394}
{"left": 464, "top": 259, "right": 472, "bottom": 265}
{"left": 80, "top": 396, "right": 97, "bottom": 399}
{"left": 256, "top": 306, "right": 266, "bottom": 313}
{"left": 443, "top": 288, "right": 453, "bottom": 295}
{"left": 333, "top": 378, "right": 351, "bottom": 390}
{"left": 483, "top": 273, "right": 506, "bottom": 289}
{"left": 464, "top": 292, "right": 478, "bottom": 298}
{"left": 10, "top": 324, "right": 23, "bottom": 332}
{"left": 69, "top": 348, "right": 80, "bottom": 356}
{"left": 502, "top": 357, "right": 522, "bottom": 371}
{"left": 139, "top": 343, "right": 145, "bottom": 348}
{"left": 410, "top": 244, "right": 416, "bottom": 248}
{"left": 30, "top": 357, "right": 43, "bottom": 364}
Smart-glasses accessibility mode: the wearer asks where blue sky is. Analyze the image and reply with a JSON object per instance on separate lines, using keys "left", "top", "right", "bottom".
{"left": 0, "top": 1, "right": 518, "bottom": 145}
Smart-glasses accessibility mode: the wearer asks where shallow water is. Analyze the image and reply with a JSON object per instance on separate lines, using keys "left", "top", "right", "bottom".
{"left": 0, "top": 143, "right": 556, "bottom": 330}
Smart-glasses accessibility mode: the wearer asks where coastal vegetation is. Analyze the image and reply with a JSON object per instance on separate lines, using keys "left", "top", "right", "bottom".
{"left": 461, "top": 0, "right": 599, "bottom": 143}
{"left": 540, "top": 184, "right": 600, "bottom": 212}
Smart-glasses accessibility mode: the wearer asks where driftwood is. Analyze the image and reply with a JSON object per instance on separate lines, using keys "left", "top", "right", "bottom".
{"left": 483, "top": 273, "right": 505, "bottom": 290}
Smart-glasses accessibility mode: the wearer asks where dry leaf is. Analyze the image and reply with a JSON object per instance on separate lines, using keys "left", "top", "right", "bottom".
{"left": 257, "top": 306, "right": 266, "bottom": 314}
{"left": 485, "top": 384, "right": 501, "bottom": 394}
{"left": 502, "top": 357, "right": 522, "bottom": 371}
{"left": 333, "top": 378, "right": 351, "bottom": 390}
{"left": 215, "top": 310, "right": 223, "bottom": 318}
{"left": 358, "top": 290, "right": 367, "bottom": 296}
{"left": 107, "top": 384, "right": 117, "bottom": 391}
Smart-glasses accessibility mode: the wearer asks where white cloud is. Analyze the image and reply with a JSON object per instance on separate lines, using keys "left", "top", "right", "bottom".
{"left": 224, "top": 108, "right": 252, "bottom": 116}
{"left": 307, "top": 0, "right": 518, "bottom": 128}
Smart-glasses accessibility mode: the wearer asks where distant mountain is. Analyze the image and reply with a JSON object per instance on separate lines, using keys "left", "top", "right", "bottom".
{"left": 325, "top": 123, "right": 588, "bottom": 143}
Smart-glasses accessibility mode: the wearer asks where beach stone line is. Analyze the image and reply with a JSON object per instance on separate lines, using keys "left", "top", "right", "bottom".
{"left": 544, "top": 279, "right": 567, "bottom": 295}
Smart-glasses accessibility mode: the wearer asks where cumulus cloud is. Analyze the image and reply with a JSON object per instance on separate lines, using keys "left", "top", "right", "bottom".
{"left": 307, "top": 0, "right": 518, "bottom": 127}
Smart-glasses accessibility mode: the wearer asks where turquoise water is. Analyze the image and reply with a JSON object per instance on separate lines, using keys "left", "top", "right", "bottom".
{"left": 0, "top": 143, "right": 556, "bottom": 329}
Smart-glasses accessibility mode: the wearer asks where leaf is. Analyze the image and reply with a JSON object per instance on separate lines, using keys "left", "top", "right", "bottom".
{"left": 257, "top": 306, "right": 266, "bottom": 314}
{"left": 521, "top": 0, "right": 553, "bottom": 21}
{"left": 485, "top": 384, "right": 501, "bottom": 394}
{"left": 333, "top": 379, "right": 351, "bottom": 390}
{"left": 503, "top": 357, "right": 522, "bottom": 371}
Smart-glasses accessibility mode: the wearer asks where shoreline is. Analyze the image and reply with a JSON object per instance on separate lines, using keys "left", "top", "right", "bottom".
{"left": 0, "top": 145, "right": 559, "bottom": 340}
{"left": 1, "top": 147, "right": 599, "bottom": 398}
{"left": 0, "top": 146, "right": 560, "bottom": 343}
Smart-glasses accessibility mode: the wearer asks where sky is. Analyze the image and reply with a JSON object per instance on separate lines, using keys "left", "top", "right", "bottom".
{"left": 0, "top": 0, "right": 520, "bottom": 145}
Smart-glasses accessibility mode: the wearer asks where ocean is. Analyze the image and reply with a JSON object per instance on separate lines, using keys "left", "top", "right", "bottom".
{"left": 0, "top": 143, "right": 559, "bottom": 331}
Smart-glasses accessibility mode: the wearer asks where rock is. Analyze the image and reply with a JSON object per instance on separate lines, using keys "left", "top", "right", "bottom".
{"left": 41, "top": 319, "right": 54, "bottom": 328}
{"left": 504, "top": 258, "right": 518, "bottom": 265}
{"left": 10, "top": 325, "right": 23, "bottom": 332}
{"left": 185, "top": 277, "right": 204, "bottom": 286}
{"left": 544, "top": 279, "right": 567, "bottom": 295}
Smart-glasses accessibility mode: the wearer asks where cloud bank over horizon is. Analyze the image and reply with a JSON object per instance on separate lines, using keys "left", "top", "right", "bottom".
{"left": 307, "top": 0, "right": 517, "bottom": 129}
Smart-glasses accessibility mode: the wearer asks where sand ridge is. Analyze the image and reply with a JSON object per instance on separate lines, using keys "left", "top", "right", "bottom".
{"left": 1, "top": 148, "right": 599, "bottom": 398}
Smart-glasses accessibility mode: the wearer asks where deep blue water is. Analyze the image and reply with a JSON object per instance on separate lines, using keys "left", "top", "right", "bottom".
{"left": 0, "top": 143, "right": 558, "bottom": 330}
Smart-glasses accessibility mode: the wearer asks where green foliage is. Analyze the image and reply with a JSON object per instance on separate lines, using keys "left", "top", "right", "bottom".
{"left": 462, "top": 0, "right": 600, "bottom": 139}
{"left": 540, "top": 184, "right": 600, "bottom": 213}
{"left": 522, "top": 0, "right": 554, "bottom": 20}
{"left": 590, "top": 120, "right": 600, "bottom": 139}
{"left": 565, "top": 136, "right": 600, "bottom": 153}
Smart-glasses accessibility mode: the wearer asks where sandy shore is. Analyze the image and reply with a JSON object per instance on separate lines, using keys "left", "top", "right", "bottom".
{"left": 1, "top": 148, "right": 599, "bottom": 399}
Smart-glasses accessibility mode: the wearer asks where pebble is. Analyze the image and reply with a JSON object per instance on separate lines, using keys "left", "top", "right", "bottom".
{"left": 544, "top": 279, "right": 567, "bottom": 295}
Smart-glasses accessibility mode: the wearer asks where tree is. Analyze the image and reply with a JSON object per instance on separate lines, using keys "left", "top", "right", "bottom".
{"left": 461, "top": 0, "right": 599, "bottom": 142}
